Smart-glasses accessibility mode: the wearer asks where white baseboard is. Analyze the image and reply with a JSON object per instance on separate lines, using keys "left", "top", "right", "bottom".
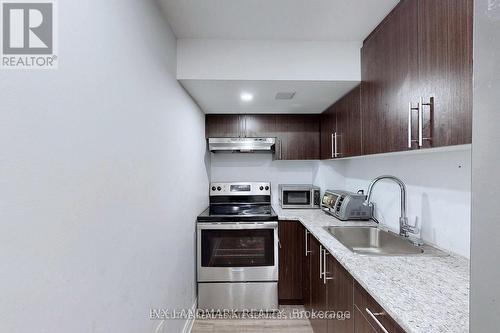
{"left": 182, "top": 298, "right": 197, "bottom": 333}
{"left": 153, "top": 298, "right": 197, "bottom": 333}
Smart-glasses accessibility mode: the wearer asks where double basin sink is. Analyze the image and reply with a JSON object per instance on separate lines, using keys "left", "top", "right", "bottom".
{"left": 324, "top": 226, "right": 426, "bottom": 256}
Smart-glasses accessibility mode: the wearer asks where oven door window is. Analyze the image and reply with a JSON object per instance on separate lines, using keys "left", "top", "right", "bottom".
{"left": 201, "top": 229, "right": 275, "bottom": 267}
{"left": 283, "top": 190, "right": 311, "bottom": 205}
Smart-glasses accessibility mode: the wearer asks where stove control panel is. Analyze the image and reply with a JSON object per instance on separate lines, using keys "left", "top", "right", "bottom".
{"left": 210, "top": 182, "right": 271, "bottom": 196}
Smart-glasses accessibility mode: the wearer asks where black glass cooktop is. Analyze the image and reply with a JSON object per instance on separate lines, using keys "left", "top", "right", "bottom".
{"left": 197, "top": 204, "right": 278, "bottom": 222}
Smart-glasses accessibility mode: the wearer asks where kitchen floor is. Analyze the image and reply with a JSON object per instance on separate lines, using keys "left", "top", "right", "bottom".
{"left": 191, "top": 306, "right": 313, "bottom": 333}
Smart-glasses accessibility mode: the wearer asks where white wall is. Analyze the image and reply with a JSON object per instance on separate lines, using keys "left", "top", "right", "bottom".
{"left": 470, "top": 0, "right": 500, "bottom": 330}
{"left": 314, "top": 148, "right": 471, "bottom": 257}
{"left": 210, "top": 154, "right": 317, "bottom": 206}
{"left": 177, "top": 39, "right": 361, "bottom": 81}
{"left": 0, "top": 1, "right": 208, "bottom": 333}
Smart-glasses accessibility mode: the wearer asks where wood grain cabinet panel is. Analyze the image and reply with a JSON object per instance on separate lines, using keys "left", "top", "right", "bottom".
{"left": 309, "top": 236, "right": 327, "bottom": 333}
{"left": 360, "top": 0, "right": 472, "bottom": 155}
{"left": 361, "top": 0, "right": 419, "bottom": 155}
{"left": 276, "top": 115, "right": 320, "bottom": 160}
{"left": 354, "top": 281, "right": 406, "bottom": 333}
{"left": 335, "top": 85, "right": 362, "bottom": 158}
{"left": 243, "top": 114, "right": 277, "bottom": 138}
{"left": 278, "top": 221, "right": 304, "bottom": 304}
{"left": 326, "top": 254, "right": 354, "bottom": 333}
{"left": 205, "top": 114, "right": 242, "bottom": 138}
{"left": 417, "top": 0, "right": 473, "bottom": 148}
{"left": 320, "top": 106, "right": 336, "bottom": 160}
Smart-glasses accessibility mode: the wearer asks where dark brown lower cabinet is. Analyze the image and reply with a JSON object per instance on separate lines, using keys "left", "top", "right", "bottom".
{"left": 303, "top": 227, "right": 312, "bottom": 310}
{"left": 326, "top": 254, "right": 354, "bottom": 333}
{"left": 354, "top": 281, "right": 405, "bottom": 333}
{"left": 278, "top": 221, "right": 304, "bottom": 304}
{"left": 278, "top": 229, "right": 405, "bottom": 333}
{"left": 310, "top": 237, "right": 328, "bottom": 333}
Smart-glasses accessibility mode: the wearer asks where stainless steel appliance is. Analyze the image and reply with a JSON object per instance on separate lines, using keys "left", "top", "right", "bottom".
{"left": 197, "top": 182, "right": 278, "bottom": 311}
{"left": 278, "top": 184, "right": 321, "bottom": 209}
{"left": 208, "top": 137, "right": 275, "bottom": 153}
{"left": 321, "top": 190, "right": 372, "bottom": 221}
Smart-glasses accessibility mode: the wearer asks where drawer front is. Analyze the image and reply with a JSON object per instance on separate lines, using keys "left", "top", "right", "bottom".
{"left": 354, "top": 281, "right": 406, "bottom": 333}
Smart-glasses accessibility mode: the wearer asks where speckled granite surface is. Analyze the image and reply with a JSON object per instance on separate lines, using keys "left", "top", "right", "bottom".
{"left": 275, "top": 207, "right": 470, "bottom": 333}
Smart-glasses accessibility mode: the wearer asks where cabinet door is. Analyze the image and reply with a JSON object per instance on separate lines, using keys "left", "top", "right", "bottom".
{"left": 354, "top": 281, "right": 406, "bottom": 333}
{"left": 277, "top": 115, "right": 320, "bottom": 160}
{"left": 243, "top": 114, "right": 277, "bottom": 138}
{"left": 205, "top": 114, "right": 242, "bottom": 138}
{"left": 320, "top": 106, "right": 336, "bottom": 160}
{"left": 417, "top": 0, "right": 473, "bottom": 148}
{"left": 278, "top": 221, "right": 303, "bottom": 304}
{"left": 354, "top": 306, "right": 379, "bottom": 333}
{"left": 326, "top": 254, "right": 354, "bottom": 333}
{"left": 310, "top": 237, "right": 327, "bottom": 333}
{"left": 303, "top": 228, "right": 311, "bottom": 310}
{"left": 336, "top": 85, "right": 362, "bottom": 158}
{"left": 361, "top": 0, "right": 419, "bottom": 155}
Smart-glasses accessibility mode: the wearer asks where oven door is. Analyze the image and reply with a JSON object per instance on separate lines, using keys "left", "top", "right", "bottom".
{"left": 197, "top": 222, "right": 278, "bottom": 282}
{"left": 281, "top": 189, "right": 312, "bottom": 208}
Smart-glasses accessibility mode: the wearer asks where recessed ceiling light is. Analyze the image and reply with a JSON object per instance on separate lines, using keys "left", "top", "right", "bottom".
{"left": 240, "top": 92, "right": 254, "bottom": 102}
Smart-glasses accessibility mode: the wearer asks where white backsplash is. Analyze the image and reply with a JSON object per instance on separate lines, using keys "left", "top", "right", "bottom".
{"left": 313, "top": 147, "right": 471, "bottom": 258}
{"left": 210, "top": 153, "right": 318, "bottom": 206}
{"left": 210, "top": 147, "right": 471, "bottom": 258}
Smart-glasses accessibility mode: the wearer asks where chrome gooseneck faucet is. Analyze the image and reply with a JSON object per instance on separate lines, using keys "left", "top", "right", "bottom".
{"left": 364, "top": 175, "right": 421, "bottom": 243}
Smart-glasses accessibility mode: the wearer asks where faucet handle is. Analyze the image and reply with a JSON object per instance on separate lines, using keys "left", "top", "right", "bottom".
{"left": 402, "top": 219, "right": 420, "bottom": 235}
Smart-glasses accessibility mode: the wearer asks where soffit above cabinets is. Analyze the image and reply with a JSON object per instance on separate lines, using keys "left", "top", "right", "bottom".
{"left": 180, "top": 80, "right": 360, "bottom": 114}
{"left": 160, "top": 0, "right": 398, "bottom": 114}
{"left": 159, "top": 0, "right": 399, "bottom": 41}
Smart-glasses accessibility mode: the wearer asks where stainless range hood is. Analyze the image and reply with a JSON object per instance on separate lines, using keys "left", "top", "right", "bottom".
{"left": 208, "top": 138, "right": 276, "bottom": 153}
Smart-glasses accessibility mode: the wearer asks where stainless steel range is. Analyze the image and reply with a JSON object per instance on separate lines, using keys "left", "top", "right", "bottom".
{"left": 197, "top": 182, "right": 278, "bottom": 311}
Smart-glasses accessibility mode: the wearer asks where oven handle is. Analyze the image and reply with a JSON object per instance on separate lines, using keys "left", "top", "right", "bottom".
{"left": 197, "top": 222, "right": 278, "bottom": 230}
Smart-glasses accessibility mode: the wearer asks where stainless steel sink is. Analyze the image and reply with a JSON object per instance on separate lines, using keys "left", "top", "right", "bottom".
{"left": 324, "top": 226, "right": 425, "bottom": 256}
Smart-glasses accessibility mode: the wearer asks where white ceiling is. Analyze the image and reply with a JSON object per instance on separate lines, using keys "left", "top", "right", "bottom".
{"left": 180, "top": 80, "right": 359, "bottom": 114}
{"left": 160, "top": 0, "right": 399, "bottom": 41}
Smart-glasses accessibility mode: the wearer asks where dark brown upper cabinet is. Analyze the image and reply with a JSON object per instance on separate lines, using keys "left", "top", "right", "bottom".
{"left": 205, "top": 114, "right": 243, "bottom": 138}
{"left": 334, "top": 85, "right": 362, "bottom": 158}
{"left": 361, "top": 0, "right": 420, "bottom": 155}
{"left": 320, "top": 85, "right": 361, "bottom": 159}
{"left": 244, "top": 114, "right": 277, "bottom": 137}
{"left": 276, "top": 114, "right": 320, "bottom": 160}
{"left": 320, "top": 106, "right": 336, "bottom": 160}
{"left": 361, "top": 0, "right": 472, "bottom": 155}
{"left": 417, "top": 0, "right": 473, "bottom": 148}
{"left": 205, "top": 114, "right": 320, "bottom": 160}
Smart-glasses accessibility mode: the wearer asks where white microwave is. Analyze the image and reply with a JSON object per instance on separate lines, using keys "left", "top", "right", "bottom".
{"left": 279, "top": 184, "right": 321, "bottom": 209}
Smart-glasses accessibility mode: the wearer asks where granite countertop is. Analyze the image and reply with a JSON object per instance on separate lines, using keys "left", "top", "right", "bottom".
{"left": 275, "top": 207, "right": 470, "bottom": 333}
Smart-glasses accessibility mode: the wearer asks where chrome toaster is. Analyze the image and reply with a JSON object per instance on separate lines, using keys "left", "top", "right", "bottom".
{"left": 321, "top": 190, "right": 372, "bottom": 221}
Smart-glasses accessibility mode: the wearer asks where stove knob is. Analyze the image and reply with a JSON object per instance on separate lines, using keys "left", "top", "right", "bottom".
{"left": 259, "top": 186, "right": 264, "bottom": 191}
{"left": 265, "top": 186, "right": 269, "bottom": 191}
{"left": 217, "top": 186, "right": 222, "bottom": 191}
{"left": 211, "top": 186, "right": 216, "bottom": 191}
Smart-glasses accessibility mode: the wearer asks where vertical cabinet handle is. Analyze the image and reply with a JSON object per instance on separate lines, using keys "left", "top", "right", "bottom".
{"left": 409, "top": 98, "right": 432, "bottom": 149}
{"left": 419, "top": 97, "right": 432, "bottom": 147}
{"left": 322, "top": 250, "right": 334, "bottom": 284}
{"left": 418, "top": 97, "right": 424, "bottom": 147}
{"left": 280, "top": 139, "right": 283, "bottom": 160}
{"left": 408, "top": 102, "right": 412, "bottom": 148}
{"left": 334, "top": 132, "right": 338, "bottom": 158}
{"left": 331, "top": 133, "right": 334, "bottom": 158}
{"left": 408, "top": 102, "right": 419, "bottom": 148}
{"left": 305, "top": 230, "right": 311, "bottom": 256}
{"left": 365, "top": 308, "right": 389, "bottom": 333}
{"left": 319, "top": 245, "right": 323, "bottom": 279}
{"left": 331, "top": 132, "right": 339, "bottom": 158}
